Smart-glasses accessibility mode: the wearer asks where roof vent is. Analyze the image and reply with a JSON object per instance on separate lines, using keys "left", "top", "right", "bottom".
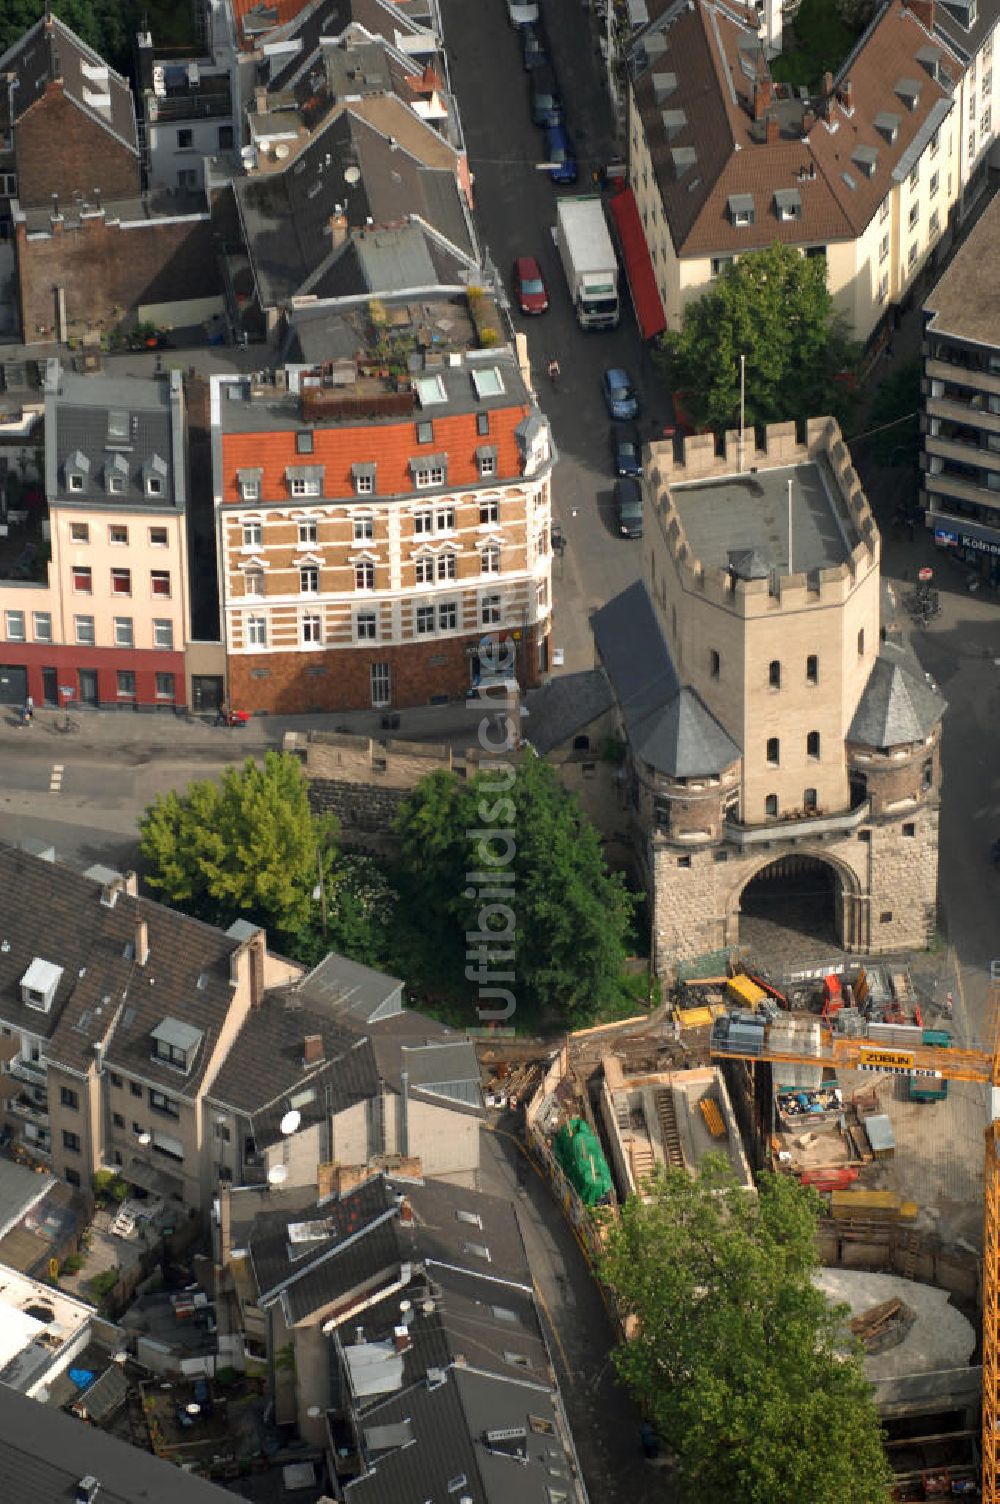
{"left": 427, "top": 1366, "right": 446, "bottom": 1389}
{"left": 75, "top": 1477, "right": 101, "bottom": 1504}
{"left": 303, "top": 1033, "right": 325, "bottom": 1065}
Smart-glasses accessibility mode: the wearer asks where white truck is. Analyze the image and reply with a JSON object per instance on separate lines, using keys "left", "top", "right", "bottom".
{"left": 555, "top": 195, "right": 620, "bottom": 331}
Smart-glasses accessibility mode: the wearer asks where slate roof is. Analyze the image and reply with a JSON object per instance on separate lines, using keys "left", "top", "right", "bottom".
{"left": 923, "top": 189, "right": 1000, "bottom": 347}
{"left": 593, "top": 581, "right": 741, "bottom": 775}
{"left": 524, "top": 669, "right": 615, "bottom": 754}
{"left": 0, "top": 1384, "right": 237, "bottom": 1504}
{"left": 0, "top": 1160, "right": 54, "bottom": 1242}
{"left": 847, "top": 641, "right": 946, "bottom": 747}
{"left": 630, "top": 0, "right": 957, "bottom": 259}
{"left": 297, "top": 952, "right": 403, "bottom": 1024}
{"left": 932, "top": 0, "right": 1000, "bottom": 65}
{"left": 367, "top": 1013, "right": 483, "bottom": 1115}
{"left": 46, "top": 368, "right": 184, "bottom": 511}
{"left": 0, "top": 13, "right": 138, "bottom": 152}
{"left": 393, "top": 1176, "right": 532, "bottom": 1287}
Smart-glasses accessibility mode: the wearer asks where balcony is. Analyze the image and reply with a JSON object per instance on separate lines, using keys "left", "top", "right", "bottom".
{"left": 147, "top": 92, "right": 232, "bottom": 123}
{"left": 923, "top": 469, "right": 999, "bottom": 507}
{"left": 8, "top": 1091, "right": 49, "bottom": 1123}
{"left": 723, "top": 799, "right": 871, "bottom": 847}
{"left": 925, "top": 433, "right": 1000, "bottom": 470}
{"left": 926, "top": 394, "right": 1000, "bottom": 436}
{"left": 7, "top": 1053, "right": 47, "bottom": 1086}
{"left": 926, "top": 358, "right": 1000, "bottom": 400}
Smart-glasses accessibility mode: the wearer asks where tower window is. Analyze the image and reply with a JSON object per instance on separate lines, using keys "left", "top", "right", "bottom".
{"left": 768, "top": 660, "right": 781, "bottom": 689}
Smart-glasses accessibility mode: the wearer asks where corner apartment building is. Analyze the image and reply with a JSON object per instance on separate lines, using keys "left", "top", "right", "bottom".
{"left": 921, "top": 188, "right": 1000, "bottom": 579}
{"left": 0, "top": 363, "right": 190, "bottom": 711}
{"left": 594, "top": 419, "right": 945, "bottom": 970}
{"left": 626, "top": 0, "right": 961, "bottom": 345}
{"left": 211, "top": 295, "right": 554, "bottom": 712}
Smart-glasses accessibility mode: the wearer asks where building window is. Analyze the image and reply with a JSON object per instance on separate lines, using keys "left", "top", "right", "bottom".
{"left": 908, "top": 202, "right": 919, "bottom": 230}
{"left": 70, "top": 521, "right": 89, "bottom": 542}
{"left": 153, "top": 619, "right": 174, "bottom": 650}
{"left": 65, "top": 1168, "right": 81, "bottom": 1187}
{"left": 290, "top": 477, "right": 321, "bottom": 497}
{"left": 414, "top": 509, "right": 432, "bottom": 535}
{"left": 481, "top": 594, "right": 501, "bottom": 625}
{"left": 114, "top": 616, "right": 134, "bottom": 648}
{"left": 416, "top": 420, "right": 434, "bottom": 445}
{"left": 909, "top": 161, "right": 919, "bottom": 189}
{"left": 109, "top": 524, "right": 128, "bottom": 545}
{"left": 298, "top": 519, "right": 318, "bottom": 545}
{"left": 111, "top": 567, "right": 131, "bottom": 596}
{"left": 150, "top": 571, "right": 171, "bottom": 597}
{"left": 807, "top": 730, "right": 820, "bottom": 759}
{"left": 930, "top": 128, "right": 940, "bottom": 158}
{"left": 33, "top": 611, "right": 51, "bottom": 643}
{"left": 244, "top": 568, "right": 264, "bottom": 597}
{"left": 109, "top": 474, "right": 126, "bottom": 496}
{"left": 355, "top": 471, "right": 374, "bottom": 495}
{"left": 177, "top": 127, "right": 193, "bottom": 148}
{"left": 215, "top": 1121, "right": 231, "bottom": 1141}
{"left": 481, "top": 543, "right": 501, "bottom": 575}
{"left": 356, "top": 611, "right": 377, "bottom": 641}
{"left": 75, "top": 615, "right": 95, "bottom": 646}
{"left": 711, "top": 255, "right": 734, "bottom": 277}
{"left": 415, "top": 466, "right": 445, "bottom": 489}
{"left": 62, "top": 1130, "right": 81, "bottom": 1154}
{"left": 479, "top": 452, "right": 496, "bottom": 478}
{"left": 296, "top": 430, "right": 314, "bottom": 454}
{"left": 242, "top": 521, "right": 262, "bottom": 547}
{"left": 477, "top": 412, "right": 490, "bottom": 436}
{"left": 130, "top": 1081, "right": 143, "bottom": 1098}
{"left": 970, "top": 90, "right": 978, "bottom": 120}
{"left": 766, "top": 737, "right": 780, "bottom": 765}
{"left": 371, "top": 663, "right": 391, "bottom": 707}
{"left": 299, "top": 565, "right": 319, "bottom": 594}
{"left": 155, "top": 673, "right": 175, "bottom": 700}
{"left": 149, "top": 1089, "right": 180, "bottom": 1119}
{"left": 880, "top": 196, "right": 890, "bottom": 223}
{"left": 112, "top": 1112, "right": 125, "bottom": 1128}
{"left": 877, "top": 273, "right": 889, "bottom": 304}
{"left": 416, "top": 604, "right": 436, "bottom": 634}
{"left": 768, "top": 659, "right": 780, "bottom": 689}
{"left": 149, "top": 526, "right": 168, "bottom": 548}
{"left": 117, "top": 671, "right": 136, "bottom": 698}
{"left": 301, "top": 613, "right": 322, "bottom": 644}
{"left": 806, "top": 654, "right": 818, "bottom": 684}
{"left": 414, "top": 554, "right": 433, "bottom": 585}
{"left": 5, "top": 609, "right": 24, "bottom": 641}
{"left": 353, "top": 517, "right": 374, "bottom": 542}
{"left": 60, "top": 1086, "right": 79, "bottom": 1110}
{"left": 219, "top": 123, "right": 234, "bottom": 150}
{"left": 246, "top": 615, "right": 267, "bottom": 646}
{"left": 355, "top": 560, "right": 375, "bottom": 591}
{"left": 903, "top": 822, "right": 916, "bottom": 836}
{"left": 73, "top": 565, "right": 93, "bottom": 594}
{"left": 765, "top": 793, "right": 779, "bottom": 817}
{"left": 437, "top": 551, "right": 457, "bottom": 581}
{"left": 929, "top": 208, "right": 940, "bottom": 236}
{"left": 804, "top": 787, "right": 818, "bottom": 812}
{"left": 929, "top": 171, "right": 939, "bottom": 198}
{"left": 436, "top": 507, "right": 456, "bottom": 532}
{"left": 879, "top": 234, "right": 889, "bottom": 263}
{"left": 439, "top": 601, "right": 457, "bottom": 630}
{"left": 858, "top": 628, "right": 865, "bottom": 656}
{"left": 479, "top": 498, "right": 499, "bottom": 525}
{"left": 982, "top": 106, "right": 992, "bottom": 137}
{"left": 109, "top": 1072, "right": 123, "bottom": 1089}
{"left": 969, "top": 130, "right": 976, "bottom": 158}
{"left": 240, "top": 478, "right": 260, "bottom": 502}
{"left": 710, "top": 649, "right": 720, "bottom": 678}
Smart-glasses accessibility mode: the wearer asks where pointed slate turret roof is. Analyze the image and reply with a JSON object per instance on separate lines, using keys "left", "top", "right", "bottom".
{"left": 593, "top": 580, "right": 741, "bottom": 778}
{"left": 727, "top": 546, "right": 770, "bottom": 581}
{"left": 848, "top": 642, "right": 946, "bottom": 748}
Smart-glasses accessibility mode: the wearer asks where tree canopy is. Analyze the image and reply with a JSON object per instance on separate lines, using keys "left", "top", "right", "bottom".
{"left": 139, "top": 752, "right": 338, "bottom": 941}
{"left": 392, "top": 752, "right": 636, "bottom": 1028}
{"left": 600, "top": 1156, "right": 892, "bottom": 1504}
{"left": 0, "top": 1, "right": 195, "bottom": 75}
{"left": 658, "top": 242, "right": 857, "bottom": 432}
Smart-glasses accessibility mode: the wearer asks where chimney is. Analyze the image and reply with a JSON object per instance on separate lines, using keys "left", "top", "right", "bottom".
{"left": 765, "top": 113, "right": 779, "bottom": 144}
{"left": 399, "top": 1069, "right": 409, "bottom": 1158}
{"left": 393, "top": 1325, "right": 412, "bottom": 1353}
{"left": 823, "top": 70, "right": 833, "bottom": 97}
{"left": 328, "top": 211, "right": 349, "bottom": 250}
{"left": 399, "top": 1197, "right": 413, "bottom": 1226}
{"left": 908, "top": 0, "right": 936, "bottom": 27}
{"left": 840, "top": 78, "right": 853, "bottom": 111}
{"left": 135, "top": 918, "right": 149, "bottom": 967}
{"left": 753, "top": 76, "right": 773, "bottom": 121}
{"left": 254, "top": 85, "right": 268, "bottom": 116}
{"left": 802, "top": 109, "right": 816, "bottom": 135}
{"left": 303, "top": 1033, "right": 324, "bottom": 1065}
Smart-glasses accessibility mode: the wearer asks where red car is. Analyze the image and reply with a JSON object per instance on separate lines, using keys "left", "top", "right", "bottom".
{"left": 512, "top": 256, "right": 549, "bottom": 315}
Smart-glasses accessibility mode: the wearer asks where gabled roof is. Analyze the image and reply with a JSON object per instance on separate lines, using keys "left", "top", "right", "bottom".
{"left": 524, "top": 669, "right": 615, "bottom": 754}
{"left": 297, "top": 951, "right": 403, "bottom": 1024}
{"left": 46, "top": 368, "right": 184, "bottom": 511}
{"left": 629, "top": 0, "right": 957, "bottom": 259}
{"left": 593, "top": 580, "right": 741, "bottom": 775}
{"left": 847, "top": 641, "right": 946, "bottom": 747}
{"left": 0, "top": 13, "right": 138, "bottom": 152}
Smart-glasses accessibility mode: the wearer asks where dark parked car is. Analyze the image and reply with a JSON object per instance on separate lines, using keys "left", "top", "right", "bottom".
{"left": 611, "top": 423, "right": 643, "bottom": 477}
{"left": 521, "top": 23, "right": 549, "bottom": 69}
{"left": 601, "top": 366, "right": 640, "bottom": 421}
{"left": 512, "top": 255, "right": 549, "bottom": 314}
{"left": 543, "top": 123, "right": 577, "bottom": 184}
{"left": 192, "top": 1377, "right": 214, "bottom": 1417}
{"left": 614, "top": 477, "right": 643, "bottom": 538}
{"left": 530, "top": 65, "right": 563, "bottom": 127}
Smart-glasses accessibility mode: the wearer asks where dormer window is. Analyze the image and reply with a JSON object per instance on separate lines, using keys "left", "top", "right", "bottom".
{"left": 895, "top": 77, "right": 922, "bottom": 112}
{"left": 774, "top": 188, "right": 801, "bottom": 221}
{"left": 875, "top": 111, "right": 900, "bottom": 144}
{"left": 143, "top": 454, "right": 168, "bottom": 499}
{"left": 151, "top": 1017, "right": 203, "bottom": 1075}
{"left": 106, "top": 453, "right": 129, "bottom": 496}
{"left": 237, "top": 468, "right": 262, "bottom": 502}
{"left": 728, "top": 193, "right": 755, "bottom": 227}
{"left": 286, "top": 465, "right": 323, "bottom": 498}
{"left": 65, "top": 450, "right": 90, "bottom": 493}
{"left": 476, "top": 445, "right": 497, "bottom": 478}
{"left": 20, "top": 957, "right": 63, "bottom": 1012}
{"left": 352, "top": 461, "right": 376, "bottom": 495}
{"left": 851, "top": 145, "right": 878, "bottom": 180}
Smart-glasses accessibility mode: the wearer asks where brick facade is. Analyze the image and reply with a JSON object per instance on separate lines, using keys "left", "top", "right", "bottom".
{"left": 229, "top": 624, "right": 544, "bottom": 713}
{"left": 15, "top": 212, "right": 218, "bottom": 342}
{"left": 14, "top": 84, "right": 140, "bottom": 208}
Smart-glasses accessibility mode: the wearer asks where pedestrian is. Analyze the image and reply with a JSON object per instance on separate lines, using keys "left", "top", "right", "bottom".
{"left": 25, "top": 694, "right": 33, "bottom": 723}
{"left": 943, "top": 992, "right": 954, "bottom": 1020}
{"left": 547, "top": 357, "right": 560, "bottom": 385}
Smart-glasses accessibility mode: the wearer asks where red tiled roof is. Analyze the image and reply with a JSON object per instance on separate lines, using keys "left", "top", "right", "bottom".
{"left": 220, "top": 406, "right": 531, "bottom": 503}
{"left": 633, "top": 0, "right": 957, "bottom": 257}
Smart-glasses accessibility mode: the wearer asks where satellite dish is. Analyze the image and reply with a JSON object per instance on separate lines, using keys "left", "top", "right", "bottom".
{"left": 267, "top": 1164, "right": 288, "bottom": 1186}
{"left": 280, "top": 1109, "right": 301, "bottom": 1136}
{"left": 137, "top": 1131, "right": 151, "bottom": 1146}
{"left": 344, "top": 164, "right": 361, "bottom": 185}
{"left": 273, "top": 143, "right": 290, "bottom": 160}
{"left": 307, "top": 1405, "right": 322, "bottom": 1419}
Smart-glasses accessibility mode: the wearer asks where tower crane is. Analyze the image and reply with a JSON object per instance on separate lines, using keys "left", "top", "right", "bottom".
{"left": 709, "top": 992, "right": 1000, "bottom": 1502}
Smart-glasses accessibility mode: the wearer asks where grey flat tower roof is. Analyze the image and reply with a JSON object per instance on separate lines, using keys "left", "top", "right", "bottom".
{"left": 671, "top": 462, "right": 853, "bottom": 575}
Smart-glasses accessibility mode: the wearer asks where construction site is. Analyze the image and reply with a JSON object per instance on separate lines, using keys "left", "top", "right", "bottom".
{"left": 481, "top": 951, "right": 995, "bottom": 1503}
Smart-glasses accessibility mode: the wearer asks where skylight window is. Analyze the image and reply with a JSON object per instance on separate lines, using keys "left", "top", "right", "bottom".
{"left": 455, "top": 1208, "right": 482, "bottom": 1227}
{"left": 107, "top": 411, "right": 130, "bottom": 444}
{"left": 415, "top": 373, "right": 448, "bottom": 406}
{"left": 288, "top": 1218, "right": 335, "bottom": 1244}
{"left": 471, "top": 366, "right": 504, "bottom": 399}
{"left": 463, "top": 1241, "right": 491, "bottom": 1261}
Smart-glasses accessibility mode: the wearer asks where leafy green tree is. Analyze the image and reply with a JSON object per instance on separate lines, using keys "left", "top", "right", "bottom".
{"left": 600, "top": 1156, "right": 893, "bottom": 1504}
{"left": 864, "top": 357, "right": 920, "bottom": 465}
{"left": 657, "top": 242, "right": 858, "bottom": 432}
{"left": 139, "top": 752, "right": 338, "bottom": 941}
{"left": 393, "top": 752, "right": 635, "bottom": 1027}
{"left": 294, "top": 853, "right": 398, "bottom": 970}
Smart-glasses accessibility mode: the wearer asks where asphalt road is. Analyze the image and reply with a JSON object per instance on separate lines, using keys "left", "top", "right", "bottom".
{"left": 441, "top": 0, "right": 665, "bottom": 670}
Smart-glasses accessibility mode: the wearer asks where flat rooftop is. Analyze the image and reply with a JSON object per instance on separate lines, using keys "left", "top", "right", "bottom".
{"left": 671, "top": 461, "right": 854, "bottom": 576}
{"left": 924, "top": 191, "right": 1000, "bottom": 347}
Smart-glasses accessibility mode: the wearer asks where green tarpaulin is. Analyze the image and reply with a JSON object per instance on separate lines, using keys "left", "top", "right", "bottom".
{"left": 552, "top": 1118, "right": 613, "bottom": 1206}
